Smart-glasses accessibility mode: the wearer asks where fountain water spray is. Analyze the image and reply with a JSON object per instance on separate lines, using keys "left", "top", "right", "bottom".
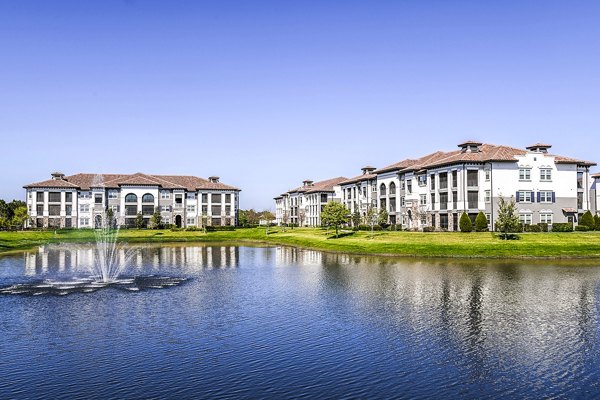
{"left": 91, "top": 212, "right": 136, "bottom": 283}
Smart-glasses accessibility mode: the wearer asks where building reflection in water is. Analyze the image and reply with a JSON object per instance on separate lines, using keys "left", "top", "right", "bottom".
{"left": 23, "top": 244, "right": 239, "bottom": 276}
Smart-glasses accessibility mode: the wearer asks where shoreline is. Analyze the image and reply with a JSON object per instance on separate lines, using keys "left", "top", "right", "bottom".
{"left": 2, "top": 228, "right": 600, "bottom": 260}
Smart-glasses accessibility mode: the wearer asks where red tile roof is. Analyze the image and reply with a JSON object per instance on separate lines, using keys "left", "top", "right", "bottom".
{"left": 286, "top": 177, "right": 348, "bottom": 194}
{"left": 339, "top": 172, "right": 377, "bottom": 185}
{"left": 24, "top": 173, "right": 240, "bottom": 191}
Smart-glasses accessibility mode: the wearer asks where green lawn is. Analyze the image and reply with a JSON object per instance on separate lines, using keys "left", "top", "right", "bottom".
{"left": 1, "top": 227, "right": 600, "bottom": 258}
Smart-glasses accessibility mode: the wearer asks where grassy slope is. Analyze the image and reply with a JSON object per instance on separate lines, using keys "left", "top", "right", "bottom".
{"left": 1, "top": 228, "right": 600, "bottom": 258}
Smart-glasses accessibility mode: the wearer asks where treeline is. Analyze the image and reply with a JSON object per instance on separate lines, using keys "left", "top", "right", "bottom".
{"left": 238, "top": 209, "right": 275, "bottom": 227}
{"left": 0, "top": 200, "right": 28, "bottom": 230}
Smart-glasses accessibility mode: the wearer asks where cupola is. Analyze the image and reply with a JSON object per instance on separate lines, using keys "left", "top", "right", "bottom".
{"left": 526, "top": 143, "right": 552, "bottom": 153}
{"left": 458, "top": 140, "right": 482, "bottom": 153}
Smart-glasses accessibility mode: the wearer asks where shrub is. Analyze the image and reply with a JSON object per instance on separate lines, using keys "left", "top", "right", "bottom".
{"left": 595, "top": 215, "right": 600, "bottom": 231}
{"left": 422, "top": 226, "right": 436, "bottom": 232}
{"left": 205, "top": 225, "right": 236, "bottom": 232}
{"left": 474, "top": 212, "right": 488, "bottom": 232}
{"left": 524, "top": 224, "right": 542, "bottom": 232}
{"left": 575, "top": 225, "right": 591, "bottom": 232}
{"left": 459, "top": 212, "right": 472, "bottom": 232}
{"left": 185, "top": 226, "right": 201, "bottom": 231}
{"left": 552, "top": 222, "right": 573, "bottom": 232}
{"left": 538, "top": 223, "right": 549, "bottom": 232}
{"left": 580, "top": 211, "right": 595, "bottom": 229}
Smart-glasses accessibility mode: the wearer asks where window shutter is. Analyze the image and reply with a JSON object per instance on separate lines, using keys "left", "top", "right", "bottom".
{"left": 537, "top": 192, "right": 541, "bottom": 202}
{"left": 516, "top": 191, "right": 520, "bottom": 202}
{"left": 531, "top": 191, "right": 535, "bottom": 203}
{"left": 552, "top": 192, "right": 555, "bottom": 203}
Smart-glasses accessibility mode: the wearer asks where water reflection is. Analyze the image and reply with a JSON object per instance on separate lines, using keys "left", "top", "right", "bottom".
{"left": 20, "top": 244, "right": 239, "bottom": 277}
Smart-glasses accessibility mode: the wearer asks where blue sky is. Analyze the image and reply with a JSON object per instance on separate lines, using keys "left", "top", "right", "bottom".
{"left": 1, "top": 1, "right": 599, "bottom": 209}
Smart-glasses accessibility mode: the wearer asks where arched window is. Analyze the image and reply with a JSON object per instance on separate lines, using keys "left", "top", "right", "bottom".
{"left": 379, "top": 183, "right": 387, "bottom": 196}
{"left": 142, "top": 193, "right": 154, "bottom": 203}
{"left": 125, "top": 193, "right": 137, "bottom": 203}
{"left": 389, "top": 182, "right": 396, "bottom": 195}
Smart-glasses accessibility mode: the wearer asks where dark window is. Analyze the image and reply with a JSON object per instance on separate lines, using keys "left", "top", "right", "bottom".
{"left": 389, "top": 182, "right": 396, "bottom": 195}
{"left": 95, "top": 194, "right": 103, "bottom": 204}
{"left": 66, "top": 205, "right": 72, "bottom": 215}
{"left": 48, "top": 192, "right": 61, "bottom": 203}
{"left": 65, "top": 192, "right": 72, "bottom": 203}
{"left": 380, "top": 183, "right": 386, "bottom": 196}
{"left": 36, "top": 192, "right": 44, "bottom": 202}
{"left": 49, "top": 205, "right": 60, "bottom": 216}
{"left": 212, "top": 205, "right": 222, "bottom": 215}
{"left": 321, "top": 194, "right": 328, "bottom": 202}
{"left": 577, "top": 172, "right": 584, "bottom": 189}
{"left": 125, "top": 193, "right": 137, "bottom": 203}
{"left": 202, "top": 205, "right": 208, "bottom": 214}
{"left": 439, "top": 193, "right": 448, "bottom": 210}
{"left": 452, "top": 171, "right": 457, "bottom": 188}
{"left": 452, "top": 191, "right": 457, "bottom": 209}
{"left": 36, "top": 205, "right": 44, "bottom": 215}
{"left": 380, "top": 198, "right": 387, "bottom": 210}
{"left": 439, "top": 173, "right": 448, "bottom": 190}
{"left": 577, "top": 193, "right": 584, "bottom": 209}
{"left": 212, "top": 194, "right": 222, "bottom": 203}
{"left": 467, "top": 170, "right": 478, "bottom": 187}
{"left": 125, "top": 205, "right": 138, "bottom": 216}
{"left": 440, "top": 214, "right": 448, "bottom": 229}
{"left": 225, "top": 194, "right": 231, "bottom": 203}
{"left": 65, "top": 218, "right": 72, "bottom": 228}
{"left": 175, "top": 195, "right": 183, "bottom": 204}
{"left": 468, "top": 191, "right": 478, "bottom": 209}
{"left": 142, "top": 193, "right": 154, "bottom": 203}
{"left": 430, "top": 175, "right": 435, "bottom": 190}
{"left": 212, "top": 217, "right": 222, "bottom": 226}
{"left": 202, "top": 194, "right": 208, "bottom": 203}
{"left": 225, "top": 205, "right": 231, "bottom": 214}
{"left": 142, "top": 205, "right": 154, "bottom": 215}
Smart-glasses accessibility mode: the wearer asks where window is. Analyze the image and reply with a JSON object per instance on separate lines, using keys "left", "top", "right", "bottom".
{"left": 202, "top": 205, "right": 208, "bottom": 214}
{"left": 108, "top": 190, "right": 118, "bottom": 199}
{"left": 79, "top": 204, "right": 89, "bottom": 213}
{"left": 175, "top": 194, "right": 183, "bottom": 206}
{"left": 519, "top": 168, "right": 531, "bottom": 181}
{"left": 79, "top": 218, "right": 90, "bottom": 226}
{"left": 420, "top": 215, "right": 427, "bottom": 226}
{"left": 65, "top": 192, "right": 72, "bottom": 203}
{"left": 321, "top": 194, "right": 328, "bottom": 202}
{"left": 380, "top": 183, "right": 387, "bottom": 196}
{"left": 430, "top": 193, "right": 436, "bottom": 207}
{"left": 186, "top": 217, "right": 195, "bottom": 225}
{"left": 540, "top": 169, "right": 552, "bottom": 181}
{"left": 485, "top": 190, "right": 491, "bottom": 203}
{"left": 160, "top": 191, "right": 170, "bottom": 199}
{"left": 186, "top": 205, "right": 196, "bottom": 212}
{"left": 406, "top": 180, "right": 412, "bottom": 194}
{"left": 202, "top": 193, "right": 208, "bottom": 203}
{"left": 212, "top": 194, "right": 222, "bottom": 203}
{"left": 109, "top": 205, "right": 120, "bottom": 213}
{"left": 389, "top": 182, "right": 396, "bottom": 195}
{"left": 212, "top": 205, "right": 222, "bottom": 215}
{"left": 225, "top": 194, "right": 232, "bottom": 203}
{"left": 160, "top": 205, "right": 171, "bottom": 212}
{"left": 125, "top": 193, "right": 137, "bottom": 203}
{"left": 451, "top": 171, "right": 458, "bottom": 188}
{"left": 49, "top": 205, "right": 60, "bottom": 216}
{"left": 439, "top": 173, "right": 448, "bottom": 190}
{"left": 66, "top": 205, "right": 72, "bottom": 215}
{"left": 186, "top": 193, "right": 196, "bottom": 200}
{"left": 468, "top": 191, "right": 478, "bottom": 209}
{"left": 540, "top": 213, "right": 553, "bottom": 224}
{"left": 439, "top": 193, "right": 448, "bottom": 210}
{"left": 430, "top": 174, "right": 435, "bottom": 190}
{"left": 519, "top": 213, "right": 532, "bottom": 225}
{"left": 212, "top": 217, "right": 222, "bottom": 226}
{"left": 142, "top": 205, "right": 154, "bottom": 215}
{"left": 95, "top": 194, "right": 103, "bottom": 204}
{"left": 401, "top": 197, "right": 405, "bottom": 207}
{"left": 577, "top": 172, "right": 584, "bottom": 189}
{"left": 36, "top": 192, "right": 44, "bottom": 202}
{"left": 36, "top": 205, "right": 43, "bottom": 215}
{"left": 420, "top": 194, "right": 427, "bottom": 205}
{"left": 517, "top": 191, "right": 532, "bottom": 202}
{"left": 467, "top": 170, "right": 478, "bottom": 187}
{"left": 142, "top": 193, "right": 154, "bottom": 203}
{"left": 485, "top": 214, "right": 491, "bottom": 226}
{"left": 79, "top": 192, "right": 91, "bottom": 199}
{"left": 417, "top": 175, "right": 427, "bottom": 187}
{"left": 539, "top": 191, "right": 553, "bottom": 203}
{"left": 125, "top": 205, "right": 137, "bottom": 216}
{"left": 225, "top": 205, "right": 231, "bottom": 214}
{"left": 485, "top": 170, "right": 491, "bottom": 181}
{"left": 48, "top": 192, "right": 61, "bottom": 203}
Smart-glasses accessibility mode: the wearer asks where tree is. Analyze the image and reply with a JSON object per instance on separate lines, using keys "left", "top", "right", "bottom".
{"left": 378, "top": 208, "right": 389, "bottom": 227}
{"left": 459, "top": 212, "right": 473, "bottom": 232}
{"left": 135, "top": 212, "right": 145, "bottom": 229}
{"left": 10, "top": 206, "right": 29, "bottom": 230}
{"left": 474, "top": 211, "right": 488, "bottom": 232}
{"left": 496, "top": 197, "right": 521, "bottom": 239}
{"left": 365, "top": 206, "right": 378, "bottom": 236}
{"left": 238, "top": 209, "right": 248, "bottom": 227}
{"left": 282, "top": 210, "right": 289, "bottom": 231}
{"left": 298, "top": 209, "right": 306, "bottom": 227}
{"left": 321, "top": 202, "right": 349, "bottom": 238}
{"left": 149, "top": 208, "right": 162, "bottom": 229}
{"left": 261, "top": 210, "right": 275, "bottom": 234}
{"left": 595, "top": 214, "right": 600, "bottom": 231}
{"left": 580, "top": 210, "right": 594, "bottom": 229}
{"left": 352, "top": 209, "right": 361, "bottom": 228}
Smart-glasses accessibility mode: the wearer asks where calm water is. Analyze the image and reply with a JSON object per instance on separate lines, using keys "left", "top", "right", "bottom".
{"left": 2, "top": 244, "right": 600, "bottom": 399}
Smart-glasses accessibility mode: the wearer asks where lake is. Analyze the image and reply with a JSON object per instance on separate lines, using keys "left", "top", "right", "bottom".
{"left": 1, "top": 244, "right": 600, "bottom": 399}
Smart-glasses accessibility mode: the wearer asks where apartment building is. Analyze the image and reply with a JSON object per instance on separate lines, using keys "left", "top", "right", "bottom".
{"left": 274, "top": 177, "right": 346, "bottom": 226}
{"left": 275, "top": 141, "right": 597, "bottom": 231}
{"left": 24, "top": 172, "right": 240, "bottom": 229}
